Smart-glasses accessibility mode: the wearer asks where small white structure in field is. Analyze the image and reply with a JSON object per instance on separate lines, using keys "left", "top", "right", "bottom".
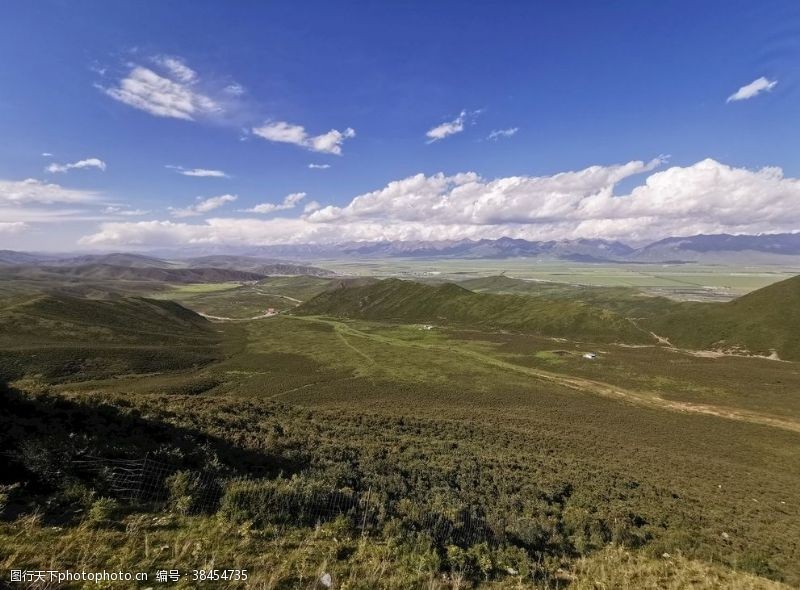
{"left": 582, "top": 352, "right": 597, "bottom": 360}
{"left": 420, "top": 324, "right": 434, "bottom": 330}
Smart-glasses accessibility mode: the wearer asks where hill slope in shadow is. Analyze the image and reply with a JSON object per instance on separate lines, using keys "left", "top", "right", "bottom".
{"left": 0, "top": 295, "right": 221, "bottom": 381}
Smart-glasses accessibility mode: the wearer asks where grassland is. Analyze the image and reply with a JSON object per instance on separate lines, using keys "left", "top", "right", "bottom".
{"left": 314, "top": 258, "right": 800, "bottom": 300}
{"left": 296, "top": 279, "right": 652, "bottom": 344}
{"left": 0, "top": 294, "right": 221, "bottom": 383}
{"left": 643, "top": 275, "right": 800, "bottom": 360}
{"left": 2, "top": 273, "right": 799, "bottom": 588}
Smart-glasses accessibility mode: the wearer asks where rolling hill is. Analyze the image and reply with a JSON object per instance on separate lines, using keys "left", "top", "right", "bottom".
{"left": 44, "top": 253, "right": 175, "bottom": 268}
{"left": 0, "top": 294, "right": 221, "bottom": 381}
{"left": 0, "top": 264, "right": 265, "bottom": 284}
{"left": 294, "top": 278, "right": 652, "bottom": 343}
{"left": 462, "top": 274, "right": 800, "bottom": 359}
{"left": 0, "top": 250, "right": 59, "bottom": 266}
{"left": 646, "top": 274, "right": 800, "bottom": 360}
{"left": 182, "top": 255, "right": 334, "bottom": 276}
{"left": 459, "top": 275, "right": 681, "bottom": 316}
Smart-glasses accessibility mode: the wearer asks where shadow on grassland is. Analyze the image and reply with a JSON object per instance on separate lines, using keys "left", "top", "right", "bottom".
{"left": 0, "top": 381, "right": 305, "bottom": 523}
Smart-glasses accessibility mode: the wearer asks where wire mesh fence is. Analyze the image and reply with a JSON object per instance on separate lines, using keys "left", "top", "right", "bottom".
{"left": 72, "top": 455, "right": 501, "bottom": 546}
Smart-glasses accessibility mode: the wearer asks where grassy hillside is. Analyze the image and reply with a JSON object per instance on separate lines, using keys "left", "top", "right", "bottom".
{"left": 2, "top": 289, "right": 800, "bottom": 585}
{"left": 295, "top": 278, "right": 653, "bottom": 344}
{"left": 150, "top": 276, "right": 381, "bottom": 319}
{"left": 0, "top": 294, "right": 221, "bottom": 382}
{"left": 459, "top": 275, "right": 680, "bottom": 316}
{"left": 646, "top": 275, "right": 800, "bottom": 359}
{"left": 0, "top": 264, "right": 265, "bottom": 284}
{"left": 183, "top": 255, "right": 335, "bottom": 277}
{"left": 461, "top": 274, "right": 800, "bottom": 360}
{"left": 256, "top": 275, "right": 339, "bottom": 301}
{"left": 3, "top": 273, "right": 800, "bottom": 586}
{"left": 46, "top": 253, "right": 174, "bottom": 268}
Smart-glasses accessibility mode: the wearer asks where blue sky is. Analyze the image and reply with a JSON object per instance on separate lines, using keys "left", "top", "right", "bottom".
{"left": 1, "top": 0, "right": 798, "bottom": 250}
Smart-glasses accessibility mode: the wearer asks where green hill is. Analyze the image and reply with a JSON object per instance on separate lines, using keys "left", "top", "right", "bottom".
{"left": 184, "top": 255, "right": 334, "bottom": 277}
{"left": 645, "top": 274, "right": 800, "bottom": 359}
{"left": 0, "top": 264, "right": 265, "bottom": 284}
{"left": 255, "top": 275, "right": 380, "bottom": 302}
{"left": 0, "top": 295, "right": 221, "bottom": 381}
{"left": 295, "top": 278, "right": 652, "bottom": 343}
{"left": 459, "top": 275, "right": 679, "bottom": 315}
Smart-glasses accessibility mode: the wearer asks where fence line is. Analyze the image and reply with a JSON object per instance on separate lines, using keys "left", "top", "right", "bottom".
{"left": 73, "top": 455, "right": 501, "bottom": 546}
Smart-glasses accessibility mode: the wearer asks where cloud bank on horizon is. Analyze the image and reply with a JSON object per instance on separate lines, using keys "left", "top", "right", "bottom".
{"left": 75, "top": 157, "right": 800, "bottom": 248}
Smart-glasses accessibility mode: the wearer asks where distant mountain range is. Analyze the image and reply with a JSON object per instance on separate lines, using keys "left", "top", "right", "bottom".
{"left": 3, "top": 232, "right": 800, "bottom": 264}
{"left": 0, "top": 264, "right": 267, "bottom": 284}
{"left": 160, "top": 232, "right": 800, "bottom": 263}
{"left": 0, "top": 252, "right": 335, "bottom": 277}
{"left": 328, "top": 233, "right": 800, "bottom": 262}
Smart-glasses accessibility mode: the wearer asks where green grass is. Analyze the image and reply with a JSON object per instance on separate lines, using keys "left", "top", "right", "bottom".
{"left": 4, "top": 274, "right": 800, "bottom": 587}
{"left": 294, "top": 278, "right": 652, "bottom": 344}
{"left": 152, "top": 282, "right": 303, "bottom": 319}
{"left": 256, "top": 275, "right": 338, "bottom": 301}
{"left": 645, "top": 275, "right": 800, "bottom": 360}
{"left": 159, "top": 281, "right": 245, "bottom": 295}
{"left": 312, "top": 258, "right": 799, "bottom": 298}
{"left": 0, "top": 294, "right": 221, "bottom": 382}
{"left": 1, "top": 516, "right": 788, "bottom": 589}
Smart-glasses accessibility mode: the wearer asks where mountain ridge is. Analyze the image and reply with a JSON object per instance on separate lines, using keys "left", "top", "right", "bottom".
{"left": 4, "top": 232, "right": 800, "bottom": 264}
{"left": 140, "top": 232, "right": 800, "bottom": 262}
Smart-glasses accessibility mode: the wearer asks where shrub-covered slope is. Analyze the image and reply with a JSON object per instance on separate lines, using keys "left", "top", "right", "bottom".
{"left": 0, "top": 264, "right": 265, "bottom": 283}
{"left": 0, "top": 295, "right": 221, "bottom": 381}
{"left": 295, "top": 278, "right": 652, "bottom": 343}
{"left": 645, "top": 275, "right": 800, "bottom": 359}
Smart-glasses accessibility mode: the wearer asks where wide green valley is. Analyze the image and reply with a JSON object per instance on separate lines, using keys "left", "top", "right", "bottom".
{"left": 2, "top": 255, "right": 799, "bottom": 588}
{"left": 4, "top": 4, "right": 800, "bottom": 586}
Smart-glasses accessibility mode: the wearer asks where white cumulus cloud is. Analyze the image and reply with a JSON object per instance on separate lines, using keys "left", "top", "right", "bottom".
{"left": 46, "top": 158, "right": 106, "bottom": 174}
{"left": 303, "top": 200, "right": 321, "bottom": 213}
{"left": 79, "top": 158, "right": 800, "bottom": 248}
{"left": 99, "top": 58, "right": 221, "bottom": 120}
{"left": 426, "top": 109, "right": 481, "bottom": 142}
{"left": 241, "top": 192, "right": 306, "bottom": 214}
{"left": 0, "top": 178, "right": 100, "bottom": 205}
{"left": 170, "top": 194, "right": 237, "bottom": 218}
{"left": 727, "top": 76, "right": 778, "bottom": 102}
{"left": 0, "top": 222, "right": 28, "bottom": 235}
{"left": 153, "top": 55, "right": 198, "bottom": 83}
{"left": 0, "top": 178, "right": 109, "bottom": 226}
{"left": 252, "top": 121, "right": 356, "bottom": 155}
{"left": 308, "top": 163, "right": 331, "bottom": 169}
{"left": 308, "top": 158, "right": 666, "bottom": 225}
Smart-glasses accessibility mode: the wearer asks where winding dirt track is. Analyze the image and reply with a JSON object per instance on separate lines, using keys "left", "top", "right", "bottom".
{"left": 285, "top": 315, "right": 800, "bottom": 435}
{"left": 198, "top": 311, "right": 278, "bottom": 321}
